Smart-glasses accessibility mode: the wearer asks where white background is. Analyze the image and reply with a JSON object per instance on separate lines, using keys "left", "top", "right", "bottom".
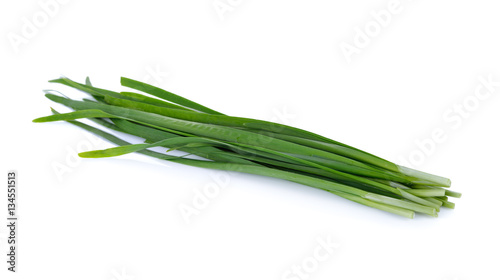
{"left": 1, "top": 1, "right": 499, "bottom": 279}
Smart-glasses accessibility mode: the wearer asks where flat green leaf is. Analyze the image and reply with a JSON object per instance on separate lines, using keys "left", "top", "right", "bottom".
{"left": 121, "top": 77, "right": 223, "bottom": 115}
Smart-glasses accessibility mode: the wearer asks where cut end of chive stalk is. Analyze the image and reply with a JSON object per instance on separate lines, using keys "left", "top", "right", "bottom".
{"left": 445, "top": 190, "right": 462, "bottom": 198}
{"left": 397, "top": 165, "right": 451, "bottom": 187}
{"left": 441, "top": 200, "right": 456, "bottom": 209}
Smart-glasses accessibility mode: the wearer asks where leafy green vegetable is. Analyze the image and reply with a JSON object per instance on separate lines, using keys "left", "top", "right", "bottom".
{"left": 34, "top": 77, "right": 460, "bottom": 219}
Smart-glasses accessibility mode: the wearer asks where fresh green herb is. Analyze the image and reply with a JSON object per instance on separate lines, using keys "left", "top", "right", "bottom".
{"left": 34, "top": 77, "right": 460, "bottom": 218}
